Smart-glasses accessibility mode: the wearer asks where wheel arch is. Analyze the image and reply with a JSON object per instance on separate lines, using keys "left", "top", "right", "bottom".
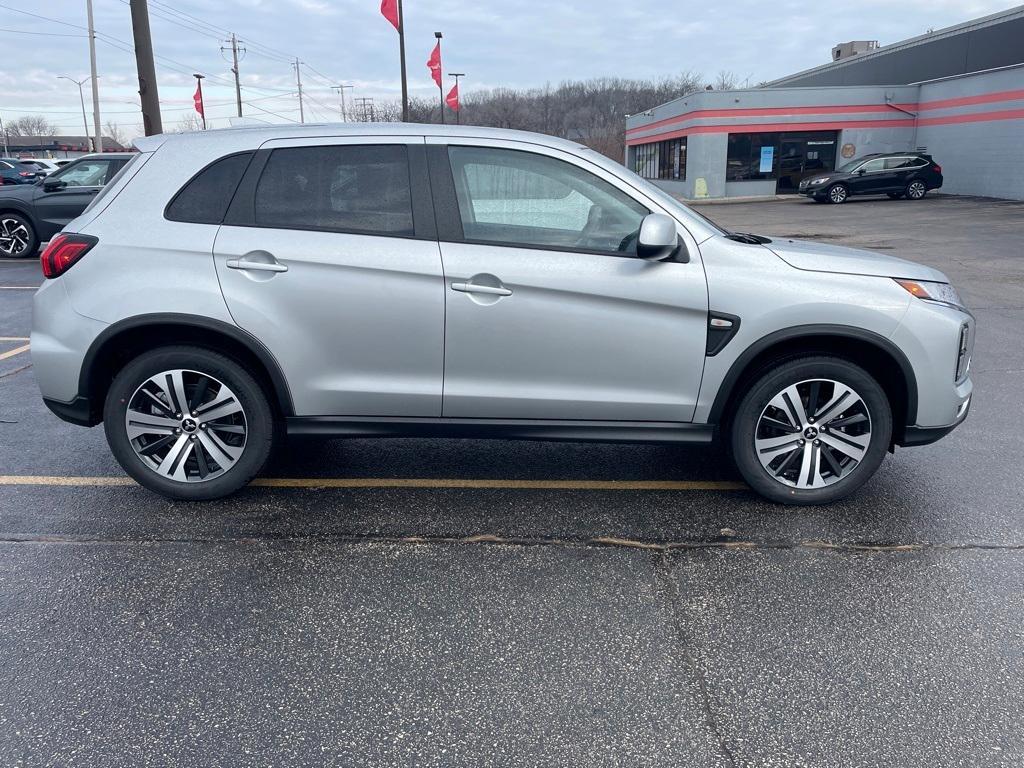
{"left": 80, "top": 314, "right": 295, "bottom": 424}
{"left": 709, "top": 324, "right": 917, "bottom": 443}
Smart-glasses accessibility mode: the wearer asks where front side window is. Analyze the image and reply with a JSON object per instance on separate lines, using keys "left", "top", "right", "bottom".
{"left": 448, "top": 146, "right": 648, "bottom": 255}
{"left": 860, "top": 159, "right": 887, "bottom": 173}
{"left": 254, "top": 144, "right": 413, "bottom": 236}
{"left": 50, "top": 158, "right": 120, "bottom": 187}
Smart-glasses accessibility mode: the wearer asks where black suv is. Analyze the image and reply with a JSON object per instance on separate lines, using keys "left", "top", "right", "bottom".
{"left": 799, "top": 152, "right": 943, "bottom": 204}
{"left": 0, "top": 152, "right": 133, "bottom": 257}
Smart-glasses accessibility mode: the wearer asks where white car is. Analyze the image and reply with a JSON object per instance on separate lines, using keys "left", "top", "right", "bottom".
{"left": 18, "top": 158, "right": 62, "bottom": 176}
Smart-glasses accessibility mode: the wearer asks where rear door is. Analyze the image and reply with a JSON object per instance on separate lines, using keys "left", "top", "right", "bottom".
{"left": 213, "top": 137, "right": 445, "bottom": 417}
{"left": 427, "top": 139, "right": 709, "bottom": 422}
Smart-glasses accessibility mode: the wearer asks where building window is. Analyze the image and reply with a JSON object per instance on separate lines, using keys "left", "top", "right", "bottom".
{"left": 633, "top": 138, "right": 686, "bottom": 181}
{"left": 726, "top": 131, "right": 838, "bottom": 189}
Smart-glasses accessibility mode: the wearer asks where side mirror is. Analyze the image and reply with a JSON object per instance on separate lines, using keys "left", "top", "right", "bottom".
{"left": 43, "top": 180, "right": 66, "bottom": 192}
{"left": 856, "top": 168, "right": 866, "bottom": 176}
{"left": 637, "top": 213, "right": 685, "bottom": 262}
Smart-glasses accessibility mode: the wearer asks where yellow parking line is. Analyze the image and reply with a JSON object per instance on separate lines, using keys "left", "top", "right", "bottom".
{"left": 0, "top": 286, "right": 37, "bottom": 290}
{"left": 0, "top": 343, "right": 30, "bottom": 361}
{"left": 0, "top": 475, "right": 746, "bottom": 491}
{"left": 0, "top": 337, "right": 29, "bottom": 341}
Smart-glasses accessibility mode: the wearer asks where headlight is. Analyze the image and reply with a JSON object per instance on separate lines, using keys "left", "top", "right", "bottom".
{"left": 808, "top": 177, "right": 830, "bottom": 185}
{"left": 895, "top": 279, "right": 966, "bottom": 310}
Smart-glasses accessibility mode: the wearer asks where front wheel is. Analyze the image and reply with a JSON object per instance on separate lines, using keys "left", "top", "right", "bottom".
{"left": 730, "top": 357, "right": 892, "bottom": 505}
{"left": 0, "top": 213, "right": 38, "bottom": 257}
{"left": 103, "top": 346, "right": 276, "bottom": 500}
{"left": 826, "top": 183, "right": 848, "bottom": 204}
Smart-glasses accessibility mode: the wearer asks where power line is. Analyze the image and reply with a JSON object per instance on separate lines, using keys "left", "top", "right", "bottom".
{"left": 0, "top": 27, "right": 88, "bottom": 37}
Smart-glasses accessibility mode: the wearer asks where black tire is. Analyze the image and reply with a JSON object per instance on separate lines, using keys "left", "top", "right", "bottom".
{"left": 730, "top": 356, "right": 892, "bottom": 505}
{"left": 103, "top": 346, "right": 276, "bottom": 500}
{"left": 0, "top": 212, "right": 38, "bottom": 258}
{"left": 886, "top": 192, "right": 904, "bottom": 200}
{"left": 826, "top": 183, "right": 848, "bottom": 204}
{"left": 906, "top": 179, "right": 928, "bottom": 200}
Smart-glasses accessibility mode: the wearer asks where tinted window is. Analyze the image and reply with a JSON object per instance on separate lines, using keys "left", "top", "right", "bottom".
{"left": 860, "top": 159, "right": 886, "bottom": 173}
{"left": 166, "top": 152, "right": 252, "bottom": 224}
{"left": 448, "top": 146, "right": 648, "bottom": 255}
{"left": 254, "top": 145, "right": 413, "bottom": 236}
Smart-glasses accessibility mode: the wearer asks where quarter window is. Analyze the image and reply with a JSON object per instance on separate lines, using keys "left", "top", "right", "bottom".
{"left": 254, "top": 144, "right": 414, "bottom": 236}
{"left": 448, "top": 146, "right": 648, "bottom": 255}
{"left": 166, "top": 152, "right": 252, "bottom": 224}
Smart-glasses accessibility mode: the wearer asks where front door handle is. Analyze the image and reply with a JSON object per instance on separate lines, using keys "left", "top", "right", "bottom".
{"left": 451, "top": 282, "right": 511, "bottom": 296}
{"left": 226, "top": 258, "right": 288, "bottom": 273}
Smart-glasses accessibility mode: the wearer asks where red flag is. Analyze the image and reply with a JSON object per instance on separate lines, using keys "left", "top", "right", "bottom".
{"left": 445, "top": 83, "right": 460, "bottom": 111}
{"left": 380, "top": 0, "right": 400, "bottom": 30}
{"left": 427, "top": 42, "right": 442, "bottom": 87}
{"left": 193, "top": 82, "right": 204, "bottom": 118}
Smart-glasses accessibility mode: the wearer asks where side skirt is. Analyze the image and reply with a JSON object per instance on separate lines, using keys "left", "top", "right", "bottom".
{"left": 286, "top": 416, "right": 715, "bottom": 445}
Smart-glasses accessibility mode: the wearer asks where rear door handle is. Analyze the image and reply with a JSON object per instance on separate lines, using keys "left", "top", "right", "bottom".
{"left": 451, "top": 282, "right": 512, "bottom": 296}
{"left": 226, "top": 258, "right": 288, "bottom": 273}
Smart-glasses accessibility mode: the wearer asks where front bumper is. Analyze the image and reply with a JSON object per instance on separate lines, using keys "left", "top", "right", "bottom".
{"left": 900, "top": 394, "right": 971, "bottom": 446}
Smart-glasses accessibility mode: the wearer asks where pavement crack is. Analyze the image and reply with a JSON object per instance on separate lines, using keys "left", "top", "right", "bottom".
{"left": 0, "top": 363, "right": 31, "bottom": 380}
{"left": 654, "top": 550, "right": 739, "bottom": 768}
{"left": 0, "top": 532, "right": 1021, "bottom": 553}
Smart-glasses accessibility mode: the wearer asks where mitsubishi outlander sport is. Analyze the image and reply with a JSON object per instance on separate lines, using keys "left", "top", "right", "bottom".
{"left": 31, "top": 125, "right": 974, "bottom": 504}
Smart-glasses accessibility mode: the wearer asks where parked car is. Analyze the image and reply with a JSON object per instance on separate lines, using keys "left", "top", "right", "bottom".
{"left": 19, "top": 158, "right": 62, "bottom": 176}
{"left": 0, "top": 152, "right": 133, "bottom": 257}
{"left": 799, "top": 152, "right": 943, "bottom": 203}
{"left": 31, "top": 126, "right": 974, "bottom": 504}
{"left": 0, "top": 159, "right": 42, "bottom": 186}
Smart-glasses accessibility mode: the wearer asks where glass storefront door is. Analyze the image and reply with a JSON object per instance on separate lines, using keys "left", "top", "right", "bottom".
{"left": 775, "top": 133, "right": 838, "bottom": 193}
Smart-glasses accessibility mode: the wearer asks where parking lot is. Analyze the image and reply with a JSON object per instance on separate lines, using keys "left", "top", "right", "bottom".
{"left": 1, "top": 194, "right": 1022, "bottom": 766}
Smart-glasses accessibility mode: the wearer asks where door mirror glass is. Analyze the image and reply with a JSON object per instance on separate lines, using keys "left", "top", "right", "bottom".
{"left": 637, "top": 213, "right": 682, "bottom": 262}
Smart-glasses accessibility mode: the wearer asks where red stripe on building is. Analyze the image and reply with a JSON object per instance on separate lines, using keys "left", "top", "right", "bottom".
{"left": 916, "top": 88, "right": 1024, "bottom": 111}
{"left": 917, "top": 107, "right": 1024, "bottom": 126}
{"left": 625, "top": 117, "right": 916, "bottom": 146}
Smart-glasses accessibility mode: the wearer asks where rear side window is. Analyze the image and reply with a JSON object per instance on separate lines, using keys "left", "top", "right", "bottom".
{"left": 166, "top": 152, "right": 253, "bottom": 224}
{"left": 253, "top": 145, "right": 414, "bottom": 236}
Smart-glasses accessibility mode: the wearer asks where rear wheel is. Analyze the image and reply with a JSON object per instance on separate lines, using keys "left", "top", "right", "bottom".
{"left": 906, "top": 180, "right": 928, "bottom": 200}
{"left": 104, "top": 346, "right": 275, "bottom": 500}
{"left": 730, "top": 357, "right": 892, "bottom": 505}
{"left": 0, "top": 213, "right": 37, "bottom": 257}
{"left": 826, "top": 183, "right": 848, "bottom": 204}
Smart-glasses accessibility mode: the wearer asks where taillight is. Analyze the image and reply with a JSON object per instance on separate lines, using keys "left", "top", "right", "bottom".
{"left": 40, "top": 233, "right": 97, "bottom": 279}
{"left": 18, "top": 171, "right": 34, "bottom": 177}
{"left": 932, "top": 164, "right": 942, "bottom": 173}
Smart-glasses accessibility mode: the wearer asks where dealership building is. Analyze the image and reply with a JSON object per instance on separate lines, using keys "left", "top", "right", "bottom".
{"left": 625, "top": 5, "right": 1024, "bottom": 200}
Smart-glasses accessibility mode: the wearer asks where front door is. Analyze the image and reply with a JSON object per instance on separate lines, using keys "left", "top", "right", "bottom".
{"left": 213, "top": 138, "right": 445, "bottom": 417}
{"left": 430, "top": 141, "right": 709, "bottom": 422}
{"left": 32, "top": 157, "right": 126, "bottom": 238}
{"left": 848, "top": 157, "right": 894, "bottom": 195}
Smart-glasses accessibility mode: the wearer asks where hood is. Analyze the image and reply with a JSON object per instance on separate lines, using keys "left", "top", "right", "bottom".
{"left": 767, "top": 238, "right": 948, "bottom": 282}
{"left": 0, "top": 183, "right": 39, "bottom": 203}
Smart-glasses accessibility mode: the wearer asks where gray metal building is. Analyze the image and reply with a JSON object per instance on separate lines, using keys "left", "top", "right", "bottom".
{"left": 625, "top": 5, "right": 1024, "bottom": 201}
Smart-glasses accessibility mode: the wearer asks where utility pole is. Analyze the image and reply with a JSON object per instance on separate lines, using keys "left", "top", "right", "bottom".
{"left": 129, "top": 0, "right": 162, "bottom": 135}
{"left": 332, "top": 84, "right": 353, "bottom": 122}
{"left": 221, "top": 33, "right": 244, "bottom": 118}
{"left": 293, "top": 59, "right": 305, "bottom": 123}
{"left": 448, "top": 72, "right": 464, "bottom": 125}
{"left": 355, "top": 97, "right": 374, "bottom": 122}
{"left": 85, "top": 0, "right": 102, "bottom": 152}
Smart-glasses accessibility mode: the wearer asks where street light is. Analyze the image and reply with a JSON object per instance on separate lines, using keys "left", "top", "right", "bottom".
{"left": 448, "top": 72, "right": 465, "bottom": 125}
{"left": 58, "top": 75, "right": 92, "bottom": 152}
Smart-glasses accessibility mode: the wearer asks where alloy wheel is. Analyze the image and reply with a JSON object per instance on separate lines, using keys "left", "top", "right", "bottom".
{"left": 0, "top": 217, "right": 31, "bottom": 256}
{"left": 754, "top": 378, "right": 872, "bottom": 489}
{"left": 828, "top": 185, "right": 847, "bottom": 203}
{"left": 125, "top": 369, "right": 247, "bottom": 483}
{"left": 908, "top": 181, "right": 926, "bottom": 199}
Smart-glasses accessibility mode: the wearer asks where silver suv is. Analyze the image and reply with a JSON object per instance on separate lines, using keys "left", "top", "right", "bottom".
{"left": 31, "top": 125, "right": 974, "bottom": 504}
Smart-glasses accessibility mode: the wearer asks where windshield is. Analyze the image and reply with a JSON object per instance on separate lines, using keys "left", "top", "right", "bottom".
{"left": 836, "top": 158, "right": 867, "bottom": 173}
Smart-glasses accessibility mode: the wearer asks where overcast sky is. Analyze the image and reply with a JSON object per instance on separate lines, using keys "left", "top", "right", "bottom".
{"left": 0, "top": 0, "right": 1016, "bottom": 138}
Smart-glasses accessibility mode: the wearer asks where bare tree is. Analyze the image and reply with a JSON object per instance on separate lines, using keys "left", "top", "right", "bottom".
{"left": 173, "top": 113, "right": 203, "bottom": 133}
{"left": 5, "top": 115, "right": 56, "bottom": 137}
{"left": 710, "top": 70, "right": 739, "bottom": 91}
{"left": 104, "top": 120, "right": 128, "bottom": 147}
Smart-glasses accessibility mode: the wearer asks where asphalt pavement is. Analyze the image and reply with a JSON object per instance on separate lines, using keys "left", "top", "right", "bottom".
{"left": 0, "top": 194, "right": 1021, "bottom": 767}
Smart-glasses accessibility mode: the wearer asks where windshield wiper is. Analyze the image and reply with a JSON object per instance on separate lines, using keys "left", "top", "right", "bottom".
{"left": 725, "top": 232, "right": 773, "bottom": 245}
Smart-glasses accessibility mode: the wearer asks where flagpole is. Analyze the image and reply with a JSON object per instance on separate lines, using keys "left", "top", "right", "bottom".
{"left": 449, "top": 72, "right": 464, "bottom": 125}
{"left": 434, "top": 32, "right": 444, "bottom": 125}
{"left": 397, "top": 0, "right": 409, "bottom": 121}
